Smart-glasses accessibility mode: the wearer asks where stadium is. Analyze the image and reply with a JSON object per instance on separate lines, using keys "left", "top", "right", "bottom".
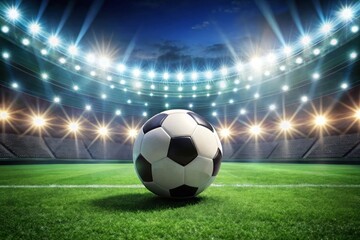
{"left": 0, "top": 0, "right": 360, "bottom": 239}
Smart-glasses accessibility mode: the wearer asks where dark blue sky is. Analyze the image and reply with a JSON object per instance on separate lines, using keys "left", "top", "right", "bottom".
{"left": 20, "top": 0, "right": 340, "bottom": 69}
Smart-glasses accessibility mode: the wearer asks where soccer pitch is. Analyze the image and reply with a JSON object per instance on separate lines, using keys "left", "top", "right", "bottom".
{"left": 1, "top": 163, "right": 360, "bottom": 239}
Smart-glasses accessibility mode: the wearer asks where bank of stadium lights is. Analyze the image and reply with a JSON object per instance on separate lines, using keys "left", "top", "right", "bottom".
{"left": 0, "top": 110, "right": 9, "bottom": 120}
{"left": 48, "top": 35, "right": 60, "bottom": 48}
{"left": 191, "top": 72, "right": 198, "bottom": 81}
{"left": 163, "top": 72, "right": 170, "bottom": 80}
{"left": 1, "top": 25, "right": 9, "bottom": 33}
{"left": 53, "top": 96, "right": 61, "bottom": 103}
{"left": 32, "top": 115, "right": 46, "bottom": 128}
{"left": 6, "top": 7, "right": 20, "bottom": 21}
{"left": 177, "top": 72, "right": 184, "bottom": 81}
{"left": 314, "top": 115, "right": 327, "bottom": 127}
{"left": 29, "top": 22, "right": 41, "bottom": 35}
{"left": 99, "top": 56, "right": 111, "bottom": 69}
{"left": 339, "top": 6, "right": 354, "bottom": 22}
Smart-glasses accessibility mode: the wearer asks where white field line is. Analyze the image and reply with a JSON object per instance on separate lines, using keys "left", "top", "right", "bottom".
{"left": 0, "top": 184, "right": 360, "bottom": 189}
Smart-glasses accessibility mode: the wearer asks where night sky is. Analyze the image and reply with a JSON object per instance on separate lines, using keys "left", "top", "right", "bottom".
{"left": 18, "top": 0, "right": 340, "bottom": 69}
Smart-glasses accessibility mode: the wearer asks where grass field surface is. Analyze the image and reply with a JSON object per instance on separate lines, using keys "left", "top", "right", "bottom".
{"left": 1, "top": 163, "right": 360, "bottom": 239}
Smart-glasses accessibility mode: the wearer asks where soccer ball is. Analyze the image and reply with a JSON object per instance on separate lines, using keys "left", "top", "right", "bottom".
{"left": 133, "top": 109, "right": 223, "bottom": 198}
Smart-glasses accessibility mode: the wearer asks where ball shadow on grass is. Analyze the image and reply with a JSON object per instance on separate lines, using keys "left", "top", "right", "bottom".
{"left": 91, "top": 193, "right": 204, "bottom": 212}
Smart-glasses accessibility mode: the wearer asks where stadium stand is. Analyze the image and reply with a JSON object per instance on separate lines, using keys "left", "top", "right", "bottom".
{"left": 232, "top": 141, "right": 278, "bottom": 159}
{"left": 306, "top": 134, "right": 360, "bottom": 158}
{"left": 44, "top": 137, "right": 91, "bottom": 159}
{"left": 0, "top": 134, "right": 52, "bottom": 158}
{"left": 269, "top": 138, "right": 316, "bottom": 159}
{"left": 83, "top": 139, "right": 133, "bottom": 160}
{"left": 345, "top": 141, "right": 360, "bottom": 158}
{"left": 0, "top": 143, "right": 15, "bottom": 158}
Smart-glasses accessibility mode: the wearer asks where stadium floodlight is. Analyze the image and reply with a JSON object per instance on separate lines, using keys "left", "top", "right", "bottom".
{"left": 301, "top": 95, "right": 308, "bottom": 103}
{"left": 73, "top": 85, "right": 79, "bottom": 91}
{"left": 150, "top": 84, "right": 155, "bottom": 89}
{"left": 240, "top": 108, "right": 247, "bottom": 115}
{"left": 127, "top": 99, "right": 132, "bottom": 104}
{"left": 32, "top": 116, "right": 46, "bottom": 128}
{"left": 41, "top": 73, "right": 48, "bottom": 80}
{"left": 0, "top": 110, "right": 9, "bottom": 120}
{"left": 219, "top": 128, "right": 231, "bottom": 138}
{"left": 254, "top": 93, "right": 260, "bottom": 99}
{"left": 142, "top": 112, "right": 148, "bottom": 117}
{"left": 128, "top": 129, "right": 138, "bottom": 138}
{"left": 68, "top": 122, "right": 80, "bottom": 133}
{"left": 115, "top": 109, "right": 121, "bottom": 116}
{"left": 280, "top": 120, "right": 292, "bottom": 131}
{"left": 350, "top": 51, "right": 357, "bottom": 59}
{"left": 1, "top": 25, "right": 9, "bottom": 33}
{"left": 250, "top": 56, "right": 262, "bottom": 69}
{"left": 74, "top": 65, "right": 81, "bottom": 71}
{"left": 135, "top": 81, "right": 142, "bottom": 89}
{"left": 178, "top": 86, "right": 183, "bottom": 91}
{"left": 177, "top": 72, "right": 184, "bottom": 81}
{"left": 48, "top": 35, "right": 60, "bottom": 47}
{"left": 59, "top": 57, "right": 66, "bottom": 64}
{"left": 205, "top": 70, "right": 213, "bottom": 79}
{"left": 269, "top": 104, "right": 277, "bottom": 111}
{"left": 339, "top": 6, "right": 354, "bottom": 22}
{"left": 40, "top": 49, "right": 48, "bottom": 55}
{"left": 11, "top": 82, "right": 18, "bottom": 89}
{"left": 229, "top": 99, "right": 234, "bottom": 104}
{"left": 313, "top": 48, "right": 321, "bottom": 56}
{"left": 191, "top": 72, "right": 198, "bottom": 81}
{"left": 29, "top": 22, "right": 41, "bottom": 35}
{"left": 148, "top": 70, "right": 155, "bottom": 79}
{"left": 355, "top": 109, "right": 360, "bottom": 120}
{"left": 206, "top": 84, "right": 211, "bottom": 90}
{"left": 341, "top": 83, "right": 348, "bottom": 89}
{"left": 86, "top": 53, "right": 96, "bottom": 64}
{"left": 219, "top": 81, "right": 226, "bottom": 89}
{"left": 236, "top": 62, "right": 243, "bottom": 72}
{"left": 85, "top": 105, "right": 92, "bottom": 111}
{"left": 6, "top": 7, "right": 20, "bottom": 21}
{"left": 99, "top": 56, "right": 111, "bottom": 69}
{"left": 312, "top": 72, "right": 320, "bottom": 80}
{"left": 220, "top": 67, "right": 228, "bottom": 76}
{"left": 2, "top": 52, "right": 10, "bottom": 59}
{"left": 249, "top": 125, "right": 261, "bottom": 135}
{"left": 330, "top": 38, "right": 338, "bottom": 46}
{"left": 68, "top": 45, "right": 78, "bottom": 56}
{"left": 132, "top": 68, "right": 140, "bottom": 77}
{"left": 188, "top": 103, "right": 193, "bottom": 108}
{"left": 164, "top": 86, "right": 169, "bottom": 91}
{"left": 320, "top": 22, "right": 333, "bottom": 34}
{"left": 212, "top": 111, "right": 217, "bottom": 117}
{"left": 90, "top": 71, "right": 96, "bottom": 77}
{"left": 351, "top": 25, "right": 359, "bottom": 33}
{"left": 165, "top": 103, "right": 169, "bottom": 108}
{"left": 266, "top": 53, "right": 277, "bottom": 64}
{"left": 301, "top": 35, "right": 311, "bottom": 46}
{"left": 163, "top": 72, "right": 170, "bottom": 80}
{"left": 295, "top": 57, "right": 303, "bottom": 64}
{"left": 314, "top": 115, "right": 327, "bottom": 127}
{"left": 211, "top": 102, "right": 216, "bottom": 107}
{"left": 53, "top": 96, "right": 61, "bottom": 103}
{"left": 282, "top": 85, "right": 289, "bottom": 92}
{"left": 283, "top": 45, "right": 292, "bottom": 56}
{"left": 279, "top": 65, "right": 286, "bottom": 71}
{"left": 22, "top": 38, "right": 30, "bottom": 46}
{"left": 101, "top": 94, "right": 107, "bottom": 99}
{"left": 97, "top": 126, "right": 109, "bottom": 137}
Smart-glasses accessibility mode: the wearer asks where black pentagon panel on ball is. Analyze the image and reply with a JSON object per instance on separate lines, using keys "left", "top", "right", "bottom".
{"left": 142, "top": 113, "right": 168, "bottom": 134}
{"left": 169, "top": 184, "right": 198, "bottom": 198}
{"left": 187, "top": 112, "right": 214, "bottom": 132}
{"left": 212, "top": 148, "right": 222, "bottom": 176}
{"left": 135, "top": 155, "right": 153, "bottom": 182}
{"left": 168, "top": 137, "right": 198, "bottom": 166}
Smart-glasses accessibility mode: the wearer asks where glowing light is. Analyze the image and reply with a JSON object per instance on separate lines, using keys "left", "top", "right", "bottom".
{"left": 189, "top": 103, "right": 193, "bottom": 108}
{"left": 312, "top": 72, "right": 320, "bottom": 80}
{"left": 128, "top": 129, "right": 138, "bottom": 138}
{"left": 212, "top": 111, "right": 217, "bottom": 117}
{"left": 350, "top": 51, "right": 357, "bottom": 59}
{"left": 48, "top": 35, "right": 60, "bottom": 47}
{"left": 74, "top": 65, "right": 81, "bottom": 71}
{"left": 97, "top": 126, "right": 109, "bottom": 137}
{"left": 11, "top": 82, "right": 18, "bottom": 89}
{"left": 211, "top": 102, "right": 216, "bottom": 107}
{"left": 73, "top": 85, "right": 79, "bottom": 91}
{"left": 68, "top": 122, "right": 80, "bottom": 133}
{"left": 41, "top": 49, "right": 48, "bottom": 55}
{"left": 120, "top": 79, "right": 126, "bottom": 85}
{"left": 219, "top": 128, "right": 231, "bottom": 138}
{"left": 85, "top": 105, "right": 92, "bottom": 111}
{"left": 301, "top": 95, "right": 308, "bottom": 103}
{"left": 220, "top": 67, "right": 228, "bottom": 76}
{"left": 142, "top": 112, "right": 148, "bottom": 117}
{"left": 301, "top": 35, "right": 311, "bottom": 46}
{"left": 178, "top": 86, "right": 183, "bottom": 91}
{"left": 135, "top": 81, "right": 142, "bottom": 88}
{"left": 330, "top": 38, "right": 338, "bottom": 46}
{"left": 250, "top": 56, "right": 262, "bottom": 69}
{"left": 165, "top": 103, "right": 169, "bottom": 108}
{"left": 269, "top": 104, "right": 277, "bottom": 111}
{"left": 355, "top": 109, "right": 360, "bottom": 120}
{"left": 341, "top": 83, "right": 348, "bottom": 89}
{"left": 177, "top": 72, "right": 184, "bottom": 81}
{"left": 254, "top": 93, "right": 260, "bottom": 99}
{"left": 59, "top": 57, "right": 66, "bottom": 64}
{"left": 314, "top": 115, "right": 327, "bottom": 126}
{"left": 127, "top": 99, "right": 132, "bottom": 104}
{"left": 205, "top": 71, "right": 213, "bottom": 79}
{"left": 249, "top": 125, "right": 261, "bottom": 135}
{"left": 99, "top": 56, "right": 111, "bottom": 69}
{"left": 280, "top": 120, "right": 292, "bottom": 131}
{"left": 219, "top": 81, "right": 226, "bottom": 89}
{"left": 29, "top": 22, "right": 41, "bottom": 35}
{"left": 2, "top": 52, "right": 10, "bottom": 59}
{"left": 351, "top": 25, "right": 359, "bottom": 33}
{"left": 115, "top": 109, "right": 121, "bottom": 116}
{"left": 229, "top": 99, "right": 234, "bottom": 104}
{"left": 1, "top": 25, "right": 9, "bottom": 33}
{"left": 321, "top": 22, "right": 333, "bottom": 34}
{"left": 101, "top": 94, "right": 107, "bottom": 99}
{"left": 313, "top": 48, "right": 321, "bottom": 55}
{"left": 240, "top": 109, "right": 247, "bottom": 115}
{"left": 191, "top": 72, "right": 198, "bottom": 81}
{"left": 68, "top": 45, "right": 78, "bottom": 56}
{"left": 90, "top": 71, "right": 96, "bottom": 77}
{"left": 206, "top": 84, "right": 211, "bottom": 90}
{"left": 32, "top": 116, "right": 46, "bottom": 128}
{"left": 282, "top": 85, "right": 289, "bottom": 92}
{"left": 150, "top": 84, "right": 155, "bottom": 90}
{"left": 53, "top": 96, "right": 61, "bottom": 103}
{"left": 267, "top": 53, "right": 277, "bottom": 63}
{"left": 117, "top": 63, "right": 126, "bottom": 73}
{"left": 6, "top": 7, "right": 20, "bottom": 21}
{"left": 339, "top": 6, "right": 354, "bottom": 21}
{"left": 279, "top": 65, "right": 286, "bottom": 71}
{"left": 22, "top": 38, "right": 30, "bottom": 46}
{"left": 236, "top": 62, "right": 243, "bottom": 71}
{"left": 0, "top": 110, "right": 9, "bottom": 120}
{"left": 163, "top": 72, "right": 169, "bottom": 80}
{"left": 41, "top": 73, "right": 48, "bottom": 80}
{"left": 148, "top": 70, "right": 155, "bottom": 79}
{"left": 295, "top": 57, "right": 303, "bottom": 64}
{"left": 245, "top": 84, "right": 251, "bottom": 90}
{"left": 164, "top": 86, "right": 169, "bottom": 91}
{"left": 283, "top": 45, "right": 292, "bottom": 55}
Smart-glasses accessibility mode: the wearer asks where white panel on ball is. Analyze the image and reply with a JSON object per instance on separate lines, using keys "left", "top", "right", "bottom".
{"left": 140, "top": 128, "right": 171, "bottom": 164}
{"left": 162, "top": 112, "right": 197, "bottom": 137}
{"left": 143, "top": 182, "right": 170, "bottom": 197}
{"left": 133, "top": 130, "right": 144, "bottom": 160}
{"left": 195, "top": 176, "right": 216, "bottom": 195}
{"left": 184, "top": 156, "right": 213, "bottom": 187}
{"left": 192, "top": 125, "right": 219, "bottom": 159}
{"left": 152, "top": 157, "right": 184, "bottom": 189}
{"left": 163, "top": 109, "right": 189, "bottom": 114}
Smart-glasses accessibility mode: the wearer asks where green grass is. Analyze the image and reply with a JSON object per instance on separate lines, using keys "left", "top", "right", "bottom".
{"left": 1, "top": 163, "right": 360, "bottom": 239}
